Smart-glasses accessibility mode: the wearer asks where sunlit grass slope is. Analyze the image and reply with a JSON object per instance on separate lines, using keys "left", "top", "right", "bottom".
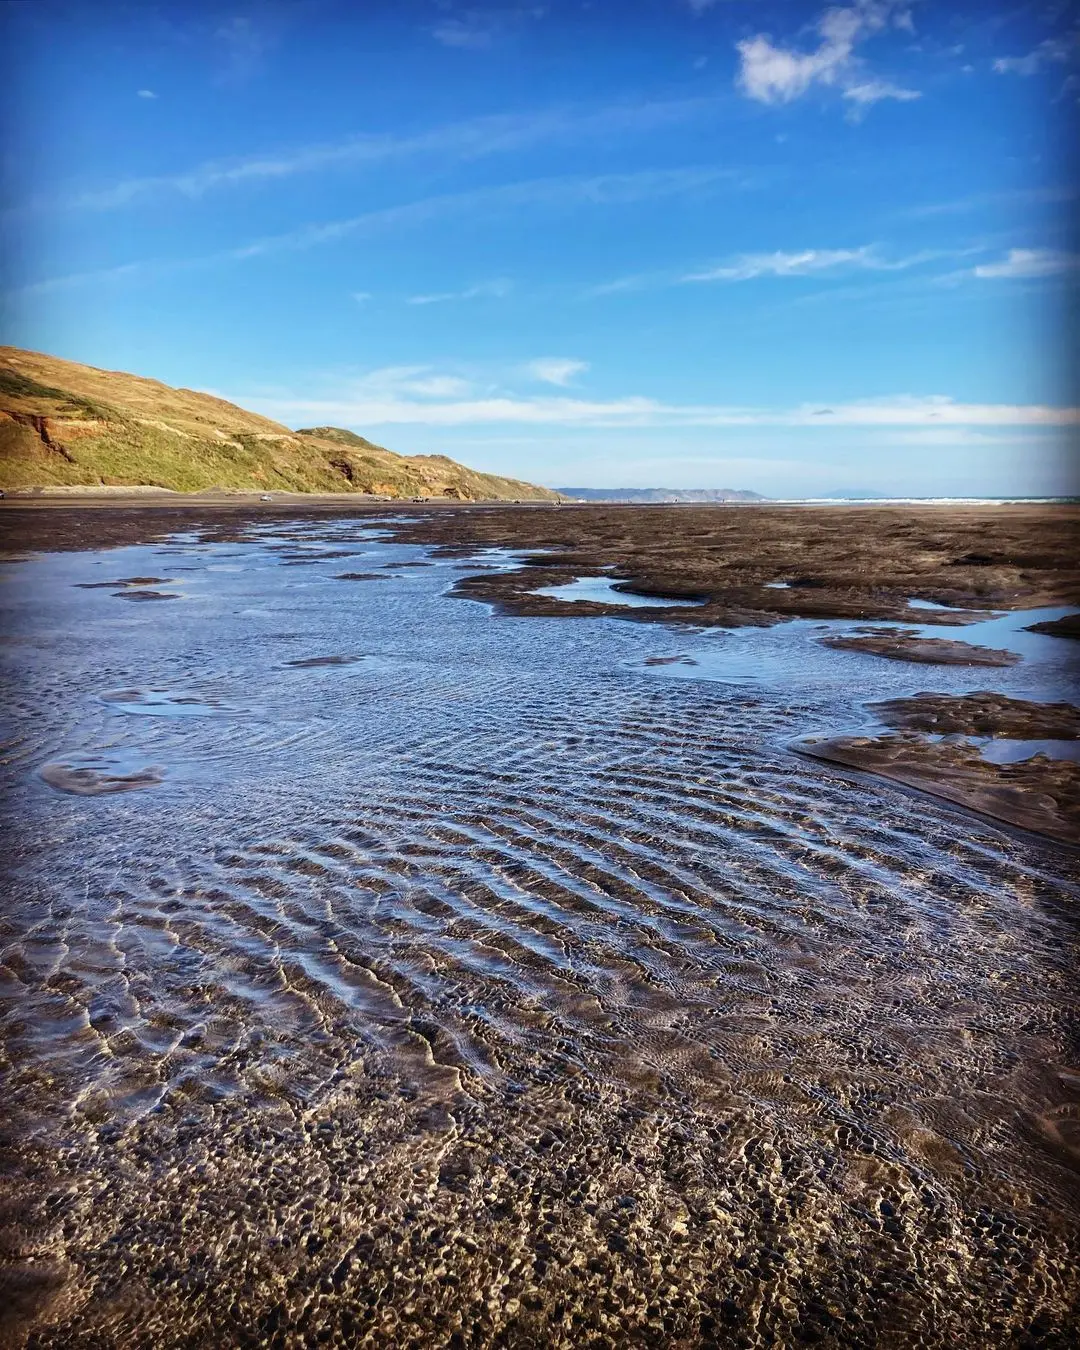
{"left": 0, "top": 348, "right": 557, "bottom": 500}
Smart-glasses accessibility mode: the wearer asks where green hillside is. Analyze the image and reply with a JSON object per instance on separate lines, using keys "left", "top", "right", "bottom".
{"left": 0, "top": 347, "right": 557, "bottom": 501}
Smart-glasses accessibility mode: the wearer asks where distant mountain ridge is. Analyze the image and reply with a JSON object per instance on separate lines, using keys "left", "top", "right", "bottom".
{"left": 0, "top": 347, "right": 557, "bottom": 501}
{"left": 557, "top": 487, "right": 768, "bottom": 503}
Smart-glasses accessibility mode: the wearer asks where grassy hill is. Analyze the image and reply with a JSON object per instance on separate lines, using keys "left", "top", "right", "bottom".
{"left": 0, "top": 347, "right": 557, "bottom": 501}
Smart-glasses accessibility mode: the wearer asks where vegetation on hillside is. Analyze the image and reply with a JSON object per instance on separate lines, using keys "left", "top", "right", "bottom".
{"left": 0, "top": 347, "right": 557, "bottom": 501}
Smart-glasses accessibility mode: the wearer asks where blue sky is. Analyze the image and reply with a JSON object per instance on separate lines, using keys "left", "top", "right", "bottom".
{"left": 2, "top": 0, "right": 1077, "bottom": 496}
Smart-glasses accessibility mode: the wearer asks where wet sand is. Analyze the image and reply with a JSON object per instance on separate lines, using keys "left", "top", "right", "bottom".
{"left": 390, "top": 502, "right": 1080, "bottom": 626}
{"left": 799, "top": 733, "right": 1079, "bottom": 845}
{"left": 797, "top": 692, "right": 1080, "bottom": 848}
{"left": 1028, "top": 614, "right": 1080, "bottom": 640}
{"left": 871, "top": 692, "right": 1080, "bottom": 738}
{"left": 1, "top": 504, "right": 1079, "bottom": 1348}
{"left": 821, "top": 631, "right": 1020, "bottom": 666}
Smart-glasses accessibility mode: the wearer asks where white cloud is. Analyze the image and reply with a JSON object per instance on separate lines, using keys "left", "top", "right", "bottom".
{"left": 351, "top": 291, "right": 372, "bottom": 304}
{"left": 213, "top": 15, "right": 271, "bottom": 84}
{"left": 683, "top": 245, "right": 936, "bottom": 282}
{"left": 686, "top": 247, "right": 875, "bottom": 281}
{"left": 406, "top": 278, "right": 513, "bottom": 305}
{"left": 842, "top": 79, "right": 921, "bottom": 104}
{"left": 972, "top": 248, "right": 1080, "bottom": 279}
{"left": 524, "top": 358, "right": 589, "bottom": 386}
{"left": 736, "top": 1, "right": 919, "bottom": 108}
{"left": 994, "top": 34, "right": 1077, "bottom": 77}
{"left": 583, "top": 274, "right": 654, "bottom": 298}
{"left": 873, "top": 428, "right": 1033, "bottom": 447}
{"left": 239, "top": 376, "right": 1079, "bottom": 431}
{"left": 137, "top": 89, "right": 157, "bottom": 100}
{"left": 346, "top": 367, "right": 479, "bottom": 400}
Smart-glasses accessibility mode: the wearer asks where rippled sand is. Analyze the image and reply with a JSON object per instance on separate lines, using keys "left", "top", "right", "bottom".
{"left": 1, "top": 518, "right": 1079, "bottom": 1348}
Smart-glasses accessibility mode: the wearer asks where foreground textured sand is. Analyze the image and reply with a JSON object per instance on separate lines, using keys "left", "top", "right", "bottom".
{"left": 1, "top": 505, "right": 1078, "bottom": 1348}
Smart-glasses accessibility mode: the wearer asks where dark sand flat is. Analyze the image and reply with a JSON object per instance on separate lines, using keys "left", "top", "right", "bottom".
{"left": 820, "top": 631, "right": 1020, "bottom": 665}
{"left": 872, "top": 691, "right": 1080, "bottom": 738}
{"left": 798, "top": 732, "right": 1079, "bottom": 845}
{"left": 3, "top": 500, "right": 1077, "bottom": 626}
{"left": 798, "top": 693, "right": 1080, "bottom": 845}
{"left": 1027, "top": 613, "right": 1080, "bottom": 640}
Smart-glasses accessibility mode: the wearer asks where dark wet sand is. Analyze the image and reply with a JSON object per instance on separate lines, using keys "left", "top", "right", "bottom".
{"left": 391, "top": 502, "right": 1080, "bottom": 627}
{"left": 799, "top": 693, "right": 1080, "bottom": 846}
{"left": 1028, "top": 614, "right": 1080, "bottom": 640}
{"left": 873, "top": 692, "right": 1080, "bottom": 738}
{"left": 37, "top": 758, "right": 165, "bottom": 795}
{"left": 821, "top": 631, "right": 1020, "bottom": 666}
{"left": 799, "top": 733, "right": 1080, "bottom": 845}
{"left": 3, "top": 500, "right": 1078, "bottom": 622}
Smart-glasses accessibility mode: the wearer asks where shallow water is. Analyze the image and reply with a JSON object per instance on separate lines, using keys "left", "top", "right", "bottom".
{"left": 534, "top": 574, "right": 701, "bottom": 608}
{"left": 2, "top": 518, "right": 1079, "bottom": 1347}
{"left": 977, "top": 737, "right": 1080, "bottom": 765}
{"left": 909, "top": 603, "right": 1080, "bottom": 662}
{"left": 904, "top": 597, "right": 975, "bottom": 612}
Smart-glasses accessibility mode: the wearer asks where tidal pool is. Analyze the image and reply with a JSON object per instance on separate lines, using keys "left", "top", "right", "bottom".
{"left": 534, "top": 575, "right": 704, "bottom": 607}
{"left": 1, "top": 517, "right": 1078, "bottom": 1348}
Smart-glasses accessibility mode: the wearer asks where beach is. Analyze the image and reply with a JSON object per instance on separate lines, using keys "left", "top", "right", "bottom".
{"left": 1, "top": 501, "right": 1078, "bottom": 1347}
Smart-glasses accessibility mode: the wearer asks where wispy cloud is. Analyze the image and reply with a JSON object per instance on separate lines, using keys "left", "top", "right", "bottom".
{"left": 683, "top": 245, "right": 935, "bottom": 282}
{"left": 586, "top": 245, "right": 953, "bottom": 297}
{"left": 238, "top": 370, "right": 1079, "bottom": 431}
{"left": 137, "top": 89, "right": 157, "bottom": 100}
{"left": 582, "top": 274, "right": 656, "bottom": 298}
{"left": 407, "top": 278, "right": 513, "bottom": 305}
{"left": 213, "top": 15, "right": 272, "bottom": 84}
{"left": 30, "top": 97, "right": 724, "bottom": 217}
{"left": 993, "top": 33, "right": 1078, "bottom": 77}
{"left": 903, "top": 186, "right": 1078, "bottom": 218}
{"left": 972, "top": 248, "right": 1080, "bottom": 279}
{"left": 872, "top": 428, "right": 1038, "bottom": 447}
{"left": 344, "top": 367, "right": 480, "bottom": 400}
{"left": 524, "top": 358, "right": 589, "bottom": 386}
{"left": 736, "top": 1, "right": 919, "bottom": 109}
{"left": 351, "top": 291, "right": 372, "bottom": 304}
{"left": 431, "top": 6, "right": 546, "bottom": 50}
{"left": 842, "top": 79, "right": 920, "bottom": 105}
{"left": 12, "top": 167, "right": 735, "bottom": 298}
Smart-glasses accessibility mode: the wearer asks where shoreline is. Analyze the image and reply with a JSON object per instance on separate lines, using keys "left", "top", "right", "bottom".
{"left": 3, "top": 500, "right": 1078, "bottom": 619}
{"left": 3, "top": 496, "right": 1080, "bottom": 1347}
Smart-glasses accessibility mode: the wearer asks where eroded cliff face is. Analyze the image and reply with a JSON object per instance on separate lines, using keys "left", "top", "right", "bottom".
{"left": 0, "top": 410, "right": 112, "bottom": 464}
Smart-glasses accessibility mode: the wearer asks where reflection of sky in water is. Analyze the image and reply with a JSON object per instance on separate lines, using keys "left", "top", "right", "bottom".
{"left": 535, "top": 576, "right": 702, "bottom": 608}
{"left": 454, "top": 547, "right": 530, "bottom": 571}
{"left": 976, "top": 737, "right": 1080, "bottom": 764}
{"left": 922, "top": 734, "right": 1080, "bottom": 765}
{"left": 905, "top": 597, "right": 971, "bottom": 612}
{"left": 4, "top": 515, "right": 1079, "bottom": 1347}
{"left": 908, "top": 604, "right": 1079, "bottom": 662}
{"left": 99, "top": 689, "right": 224, "bottom": 717}
{"left": 2, "top": 521, "right": 1076, "bottom": 783}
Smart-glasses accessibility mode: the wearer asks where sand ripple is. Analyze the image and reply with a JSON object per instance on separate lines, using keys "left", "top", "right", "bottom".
{"left": 1, "top": 519, "right": 1078, "bottom": 1347}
